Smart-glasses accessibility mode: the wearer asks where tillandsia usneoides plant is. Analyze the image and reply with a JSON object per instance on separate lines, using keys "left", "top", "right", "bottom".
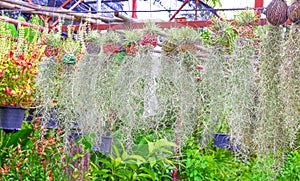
{"left": 111, "top": 50, "right": 199, "bottom": 153}
{"left": 71, "top": 52, "right": 117, "bottom": 147}
{"left": 255, "top": 25, "right": 286, "bottom": 166}
{"left": 55, "top": 58, "right": 79, "bottom": 148}
{"left": 200, "top": 44, "right": 231, "bottom": 146}
{"left": 35, "top": 57, "right": 61, "bottom": 126}
{"left": 280, "top": 24, "right": 300, "bottom": 149}
{"left": 226, "top": 36, "right": 257, "bottom": 157}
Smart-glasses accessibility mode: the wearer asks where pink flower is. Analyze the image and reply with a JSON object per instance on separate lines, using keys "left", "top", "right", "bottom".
{"left": 6, "top": 88, "right": 12, "bottom": 96}
{"left": 0, "top": 71, "right": 5, "bottom": 77}
{"left": 12, "top": 75, "right": 20, "bottom": 80}
{"left": 196, "top": 77, "right": 203, "bottom": 81}
{"left": 196, "top": 64, "right": 204, "bottom": 70}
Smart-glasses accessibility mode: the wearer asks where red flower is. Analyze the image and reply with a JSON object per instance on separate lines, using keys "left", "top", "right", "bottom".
{"left": 9, "top": 50, "right": 14, "bottom": 59}
{"left": 196, "top": 64, "right": 204, "bottom": 70}
{"left": 19, "top": 54, "right": 25, "bottom": 60}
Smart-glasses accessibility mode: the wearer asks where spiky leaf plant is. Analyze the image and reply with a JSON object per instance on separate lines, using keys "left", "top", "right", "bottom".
{"left": 121, "top": 29, "right": 142, "bottom": 54}
{"left": 234, "top": 10, "right": 257, "bottom": 39}
{"left": 44, "top": 32, "right": 62, "bottom": 57}
{"left": 208, "top": 18, "right": 238, "bottom": 53}
{"left": 103, "top": 31, "right": 121, "bottom": 54}
{"left": 141, "top": 20, "right": 162, "bottom": 48}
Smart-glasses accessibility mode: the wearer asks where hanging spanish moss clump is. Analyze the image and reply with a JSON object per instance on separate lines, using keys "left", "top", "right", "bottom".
{"left": 111, "top": 50, "right": 199, "bottom": 153}
{"left": 225, "top": 35, "right": 257, "bottom": 156}
{"left": 255, "top": 25, "right": 285, "bottom": 161}
{"left": 200, "top": 44, "right": 230, "bottom": 146}
{"left": 266, "top": 0, "right": 288, "bottom": 26}
{"left": 280, "top": 24, "right": 300, "bottom": 150}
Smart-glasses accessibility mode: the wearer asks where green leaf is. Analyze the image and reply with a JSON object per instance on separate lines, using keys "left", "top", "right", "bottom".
{"left": 72, "top": 153, "right": 85, "bottom": 162}
{"left": 124, "top": 155, "right": 147, "bottom": 165}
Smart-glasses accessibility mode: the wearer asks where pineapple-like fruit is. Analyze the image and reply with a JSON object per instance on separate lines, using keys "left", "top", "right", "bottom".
{"left": 103, "top": 31, "right": 121, "bottom": 54}
{"left": 44, "top": 46, "right": 59, "bottom": 57}
{"left": 103, "top": 43, "right": 120, "bottom": 54}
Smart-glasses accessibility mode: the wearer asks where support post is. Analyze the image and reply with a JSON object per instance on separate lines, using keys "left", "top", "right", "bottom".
{"left": 132, "top": 0, "right": 137, "bottom": 18}
{"left": 254, "top": 0, "right": 264, "bottom": 17}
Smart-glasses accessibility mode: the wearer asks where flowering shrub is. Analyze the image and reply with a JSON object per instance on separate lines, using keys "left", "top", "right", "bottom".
{"left": 0, "top": 121, "right": 68, "bottom": 180}
{"left": 0, "top": 45, "right": 43, "bottom": 107}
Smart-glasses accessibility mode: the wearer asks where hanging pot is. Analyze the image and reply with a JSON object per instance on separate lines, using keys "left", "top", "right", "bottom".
{"left": 266, "top": 0, "right": 288, "bottom": 26}
{"left": 0, "top": 106, "right": 26, "bottom": 131}
{"left": 288, "top": 0, "right": 300, "bottom": 24}
{"left": 85, "top": 41, "right": 101, "bottom": 55}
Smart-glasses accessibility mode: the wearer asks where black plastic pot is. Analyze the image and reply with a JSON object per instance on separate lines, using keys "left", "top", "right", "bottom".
{"left": 93, "top": 136, "right": 113, "bottom": 153}
{"left": 0, "top": 106, "right": 26, "bottom": 131}
{"left": 213, "top": 133, "right": 240, "bottom": 151}
{"left": 213, "top": 133, "right": 229, "bottom": 148}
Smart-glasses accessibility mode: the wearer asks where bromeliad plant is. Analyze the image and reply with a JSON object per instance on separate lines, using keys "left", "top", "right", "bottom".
{"left": 0, "top": 45, "right": 42, "bottom": 107}
{"left": 121, "top": 29, "right": 142, "bottom": 55}
{"left": 103, "top": 31, "right": 121, "bottom": 54}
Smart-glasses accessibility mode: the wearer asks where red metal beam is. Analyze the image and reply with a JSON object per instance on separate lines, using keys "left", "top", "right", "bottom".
{"left": 254, "top": 0, "right": 264, "bottom": 17}
{"left": 169, "top": 0, "right": 190, "bottom": 22}
{"left": 63, "top": 18, "right": 267, "bottom": 32}
{"left": 132, "top": 0, "right": 137, "bottom": 18}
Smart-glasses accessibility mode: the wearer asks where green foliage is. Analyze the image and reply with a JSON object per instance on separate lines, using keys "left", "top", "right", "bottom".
{"left": 234, "top": 10, "right": 258, "bottom": 25}
{"left": 47, "top": 32, "right": 62, "bottom": 48}
{"left": 179, "top": 137, "right": 247, "bottom": 181}
{"left": 204, "top": 0, "right": 222, "bottom": 7}
{"left": 277, "top": 151, "right": 300, "bottom": 180}
{"left": 88, "top": 139, "right": 175, "bottom": 180}
{"left": 18, "top": 15, "right": 43, "bottom": 43}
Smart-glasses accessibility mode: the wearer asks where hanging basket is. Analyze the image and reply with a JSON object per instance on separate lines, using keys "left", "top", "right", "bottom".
{"left": 0, "top": 106, "right": 26, "bottom": 131}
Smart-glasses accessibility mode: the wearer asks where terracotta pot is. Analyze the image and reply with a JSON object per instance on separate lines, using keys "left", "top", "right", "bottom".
{"left": 103, "top": 43, "right": 120, "bottom": 54}
{"left": 44, "top": 45, "right": 59, "bottom": 57}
